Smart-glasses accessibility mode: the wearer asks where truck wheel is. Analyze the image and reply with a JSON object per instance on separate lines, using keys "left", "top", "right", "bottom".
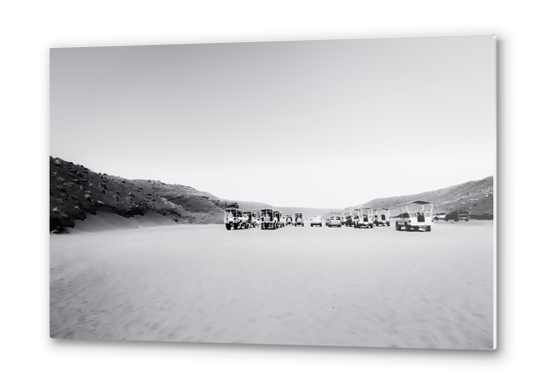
{"left": 426, "top": 226, "right": 432, "bottom": 232}
{"left": 226, "top": 224, "right": 231, "bottom": 230}
{"left": 406, "top": 224, "right": 411, "bottom": 232}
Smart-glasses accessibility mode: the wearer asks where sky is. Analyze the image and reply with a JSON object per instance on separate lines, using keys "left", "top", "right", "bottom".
{"left": 50, "top": 35, "right": 495, "bottom": 208}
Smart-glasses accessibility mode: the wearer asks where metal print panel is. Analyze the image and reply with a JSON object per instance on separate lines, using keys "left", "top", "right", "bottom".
{"left": 50, "top": 35, "right": 496, "bottom": 349}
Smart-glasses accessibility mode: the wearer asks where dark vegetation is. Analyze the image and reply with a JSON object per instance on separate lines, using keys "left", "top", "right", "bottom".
{"left": 49, "top": 157, "right": 246, "bottom": 233}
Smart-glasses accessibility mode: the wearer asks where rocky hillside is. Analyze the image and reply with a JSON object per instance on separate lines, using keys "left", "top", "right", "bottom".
{"left": 347, "top": 176, "right": 494, "bottom": 218}
{"left": 49, "top": 157, "right": 269, "bottom": 233}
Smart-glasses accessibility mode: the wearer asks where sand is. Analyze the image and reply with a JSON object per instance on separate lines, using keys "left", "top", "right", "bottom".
{"left": 50, "top": 218, "right": 494, "bottom": 350}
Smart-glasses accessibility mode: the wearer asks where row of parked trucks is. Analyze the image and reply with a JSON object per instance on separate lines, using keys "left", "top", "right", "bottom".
{"left": 340, "top": 201, "right": 435, "bottom": 231}
{"left": 225, "top": 201, "right": 436, "bottom": 232}
{"left": 339, "top": 208, "right": 391, "bottom": 229}
{"left": 260, "top": 209, "right": 307, "bottom": 229}
{"left": 224, "top": 208, "right": 306, "bottom": 230}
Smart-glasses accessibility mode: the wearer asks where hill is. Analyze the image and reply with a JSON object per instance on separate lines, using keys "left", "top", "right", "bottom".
{"left": 49, "top": 157, "right": 270, "bottom": 233}
{"left": 237, "top": 201, "right": 274, "bottom": 211}
{"left": 346, "top": 176, "right": 494, "bottom": 218}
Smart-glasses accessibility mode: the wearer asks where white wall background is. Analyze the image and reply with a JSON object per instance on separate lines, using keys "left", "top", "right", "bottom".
{"left": 1, "top": 1, "right": 539, "bottom": 382}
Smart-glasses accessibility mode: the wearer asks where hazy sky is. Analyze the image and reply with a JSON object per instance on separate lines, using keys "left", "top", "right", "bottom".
{"left": 50, "top": 35, "right": 495, "bottom": 208}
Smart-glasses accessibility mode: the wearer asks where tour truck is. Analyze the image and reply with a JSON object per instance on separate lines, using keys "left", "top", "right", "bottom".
{"left": 354, "top": 207, "right": 374, "bottom": 228}
{"left": 374, "top": 208, "right": 391, "bottom": 227}
{"left": 394, "top": 200, "right": 434, "bottom": 232}
{"left": 279, "top": 212, "right": 287, "bottom": 228}
{"left": 224, "top": 207, "right": 248, "bottom": 230}
{"left": 260, "top": 208, "right": 277, "bottom": 229}
{"left": 343, "top": 211, "right": 353, "bottom": 227}
{"left": 351, "top": 209, "right": 361, "bottom": 227}
{"left": 273, "top": 210, "right": 285, "bottom": 228}
{"left": 285, "top": 214, "right": 294, "bottom": 226}
{"left": 243, "top": 211, "right": 258, "bottom": 228}
{"left": 294, "top": 212, "right": 304, "bottom": 227}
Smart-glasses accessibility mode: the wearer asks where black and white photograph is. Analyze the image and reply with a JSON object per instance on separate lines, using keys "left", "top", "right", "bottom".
{"left": 49, "top": 35, "right": 495, "bottom": 350}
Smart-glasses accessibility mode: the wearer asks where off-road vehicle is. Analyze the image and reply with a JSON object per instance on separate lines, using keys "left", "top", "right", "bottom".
{"left": 444, "top": 211, "right": 470, "bottom": 222}
{"left": 294, "top": 212, "right": 304, "bottom": 227}
{"left": 310, "top": 216, "right": 323, "bottom": 227}
{"left": 260, "top": 208, "right": 277, "bottom": 230}
{"left": 373, "top": 208, "right": 391, "bottom": 227}
{"left": 285, "top": 215, "right": 294, "bottom": 226}
{"left": 224, "top": 208, "right": 248, "bottom": 230}
{"left": 394, "top": 200, "right": 433, "bottom": 232}
{"left": 354, "top": 208, "right": 374, "bottom": 228}
{"left": 328, "top": 216, "right": 342, "bottom": 228}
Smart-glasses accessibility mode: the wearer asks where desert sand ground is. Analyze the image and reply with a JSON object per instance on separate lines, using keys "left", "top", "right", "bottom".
{"left": 50, "top": 216, "right": 494, "bottom": 350}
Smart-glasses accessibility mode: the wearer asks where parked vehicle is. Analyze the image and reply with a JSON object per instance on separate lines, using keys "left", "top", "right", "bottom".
{"left": 224, "top": 207, "right": 248, "bottom": 230}
{"left": 351, "top": 209, "right": 361, "bottom": 227}
{"left": 445, "top": 211, "right": 470, "bottom": 222}
{"left": 310, "top": 215, "right": 323, "bottom": 227}
{"left": 294, "top": 212, "right": 304, "bottom": 227}
{"left": 285, "top": 215, "right": 294, "bottom": 226}
{"left": 354, "top": 208, "right": 374, "bottom": 228}
{"left": 243, "top": 211, "right": 258, "bottom": 228}
{"left": 433, "top": 213, "right": 447, "bottom": 221}
{"left": 328, "top": 216, "right": 342, "bottom": 228}
{"left": 273, "top": 210, "right": 285, "bottom": 228}
{"left": 373, "top": 208, "right": 391, "bottom": 226}
{"left": 343, "top": 211, "right": 353, "bottom": 227}
{"left": 394, "top": 200, "right": 434, "bottom": 232}
{"left": 260, "top": 208, "right": 277, "bottom": 230}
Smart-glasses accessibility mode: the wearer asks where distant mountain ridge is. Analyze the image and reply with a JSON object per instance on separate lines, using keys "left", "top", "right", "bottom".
{"left": 346, "top": 176, "right": 494, "bottom": 217}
